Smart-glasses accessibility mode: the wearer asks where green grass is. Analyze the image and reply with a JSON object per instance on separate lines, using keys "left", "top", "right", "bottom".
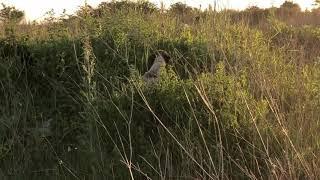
{"left": 0, "top": 1, "right": 320, "bottom": 179}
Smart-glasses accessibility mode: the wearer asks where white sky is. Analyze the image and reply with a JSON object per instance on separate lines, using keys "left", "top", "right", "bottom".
{"left": 1, "top": 0, "right": 316, "bottom": 21}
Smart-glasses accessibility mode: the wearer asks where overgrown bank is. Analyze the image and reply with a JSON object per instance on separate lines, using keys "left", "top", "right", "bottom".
{"left": 0, "top": 1, "right": 320, "bottom": 179}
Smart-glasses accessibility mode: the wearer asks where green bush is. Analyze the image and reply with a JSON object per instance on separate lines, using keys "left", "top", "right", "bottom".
{"left": 95, "top": 62, "right": 270, "bottom": 178}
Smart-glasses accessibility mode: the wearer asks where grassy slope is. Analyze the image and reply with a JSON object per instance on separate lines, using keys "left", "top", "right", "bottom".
{"left": 0, "top": 3, "right": 320, "bottom": 179}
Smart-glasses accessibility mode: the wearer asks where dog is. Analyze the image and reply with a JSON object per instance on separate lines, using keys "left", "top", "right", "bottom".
{"left": 143, "top": 50, "right": 171, "bottom": 83}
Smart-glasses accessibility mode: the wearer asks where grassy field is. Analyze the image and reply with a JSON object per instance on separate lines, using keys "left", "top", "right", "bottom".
{"left": 0, "top": 1, "right": 320, "bottom": 179}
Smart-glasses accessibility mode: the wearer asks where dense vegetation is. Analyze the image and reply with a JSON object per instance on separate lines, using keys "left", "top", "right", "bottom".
{"left": 0, "top": 1, "right": 320, "bottom": 179}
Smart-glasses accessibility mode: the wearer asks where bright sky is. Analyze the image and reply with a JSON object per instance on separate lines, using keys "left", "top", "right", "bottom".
{"left": 1, "top": 0, "right": 316, "bottom": 21}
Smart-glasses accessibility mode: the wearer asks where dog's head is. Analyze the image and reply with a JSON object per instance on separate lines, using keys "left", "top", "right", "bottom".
{"left": 147, "top": 50, "right": 171, "bottom": 69}
{"left": 156, "top": 50, "right": 171, "bottom": 64}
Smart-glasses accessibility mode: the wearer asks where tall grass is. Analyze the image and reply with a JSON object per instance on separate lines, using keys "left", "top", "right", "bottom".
{"left": 0, "top": 1, "right": 319, "bottom": 179}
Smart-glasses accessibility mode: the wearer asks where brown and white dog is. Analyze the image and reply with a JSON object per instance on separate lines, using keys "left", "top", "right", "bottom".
{"left": 143, "top": 50, "right": 171, "bottom": 83}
